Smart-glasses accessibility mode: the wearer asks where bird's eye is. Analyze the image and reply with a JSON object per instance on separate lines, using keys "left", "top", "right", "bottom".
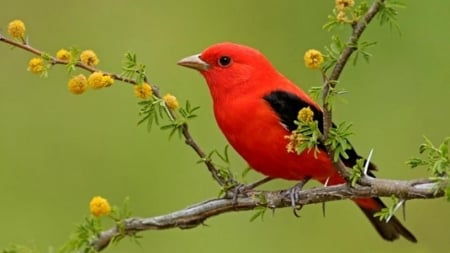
{"left": 218, "top": 56, "right": 232, "bottom": 67}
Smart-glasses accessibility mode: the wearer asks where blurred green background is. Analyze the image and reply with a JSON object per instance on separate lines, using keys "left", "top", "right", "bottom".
{"left": 1, "top": 1, "right": 449, "bottom": 253}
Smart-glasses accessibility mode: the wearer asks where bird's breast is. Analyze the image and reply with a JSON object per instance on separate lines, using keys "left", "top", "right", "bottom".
{"left": 212, "top": 95, "right": 334, "bottom": 181}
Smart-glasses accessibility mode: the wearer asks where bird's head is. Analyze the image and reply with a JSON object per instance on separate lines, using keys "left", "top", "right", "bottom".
{"left": 178, "top": 42, "right": 277, "bottom": 98}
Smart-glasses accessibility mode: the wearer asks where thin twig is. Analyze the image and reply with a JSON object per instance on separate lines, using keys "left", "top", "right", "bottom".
{"left": 0, "top": 33, "right": 227, "bottom": 187}
{"left": 181, "top": 123, "right": 228, "bottom": 186}
{"left": 321, "top": 0, "right": 385, "bottom": 179}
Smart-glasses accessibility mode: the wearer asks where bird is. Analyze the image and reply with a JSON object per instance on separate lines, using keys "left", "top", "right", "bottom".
{"left": 177, "top": 42, "right": 417, "bottom": 242}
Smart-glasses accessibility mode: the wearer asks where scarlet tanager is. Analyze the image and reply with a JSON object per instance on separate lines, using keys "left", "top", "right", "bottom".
{"left": 178, "top": 42, "right": 416, "bottom": 242}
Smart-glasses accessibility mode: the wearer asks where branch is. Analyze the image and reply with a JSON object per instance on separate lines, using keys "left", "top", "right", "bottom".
{"left": 0, "top": 32, "right": 227, "bottom": 187}
{"left": 181, "top": 123, "right": 229, "bottom": 186}
{"left": 321, "top": 0, "right": 385, "bottom": 180}
{"left": 92, "top": 176, "right": 444, "bottom": 251}
{"left": 0, "top": 34, "right": 138, "bottom": 84}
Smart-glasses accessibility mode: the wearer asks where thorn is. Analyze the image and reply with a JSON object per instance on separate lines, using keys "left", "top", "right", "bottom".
{"left": 322, "top": 202, "right": 326, "bottom": 218}
{"left": 402, "top": 200, "right": 407, "bottom": 221}
{"left": 324, "top": 177, "right": 330, "bottom": 187}
{"left": 364, "top": 148, "right": 374, "bottom": 176}
{"left": 322, "top": 177, "right": 329, "bottom": 217}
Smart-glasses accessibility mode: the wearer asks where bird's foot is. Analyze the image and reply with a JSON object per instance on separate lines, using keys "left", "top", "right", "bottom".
{"left": 286, "top": 177, "right": 311, "bottom": 217}
{"left": 229, "top": 177, "right": 274, "bottom": 204}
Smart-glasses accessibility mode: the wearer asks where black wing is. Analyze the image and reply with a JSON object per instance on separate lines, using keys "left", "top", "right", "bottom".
{"left": 263, "top": 90, "right": 375, "bottom": 170}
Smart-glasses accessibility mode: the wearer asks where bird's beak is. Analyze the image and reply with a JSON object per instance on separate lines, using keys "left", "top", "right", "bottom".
{"left": 177, "top": 53, "right": 210, "bottom": 71}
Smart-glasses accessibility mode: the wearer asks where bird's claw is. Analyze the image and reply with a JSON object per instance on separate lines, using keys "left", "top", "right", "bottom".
{"left": 286, "top": 177, "right": 311, "bottom": 217}
{"left": 231, "top": 183, "right": 248, "bottom": 204}
{"left": 228, "top": 177, "right": 273, "bottom": 205}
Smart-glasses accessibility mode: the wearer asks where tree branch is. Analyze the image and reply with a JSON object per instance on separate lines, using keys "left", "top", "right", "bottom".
{"left": 1, "top": 32, "right": 227, "bottom": 187}
{"left": 92, "top": 176, "right": 445, "bottom": 251}
{"left": 321, "top": 0, "right": 386, "bottom": 180}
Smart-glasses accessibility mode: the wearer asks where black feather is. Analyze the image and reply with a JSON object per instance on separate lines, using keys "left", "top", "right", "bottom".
{"left": 263, "top": 90, "right": 323, "bottom": 132}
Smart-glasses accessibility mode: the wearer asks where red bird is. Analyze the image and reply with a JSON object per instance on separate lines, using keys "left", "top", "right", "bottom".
{"left": 178, "top": 42, "right": 416, "bottom": 242}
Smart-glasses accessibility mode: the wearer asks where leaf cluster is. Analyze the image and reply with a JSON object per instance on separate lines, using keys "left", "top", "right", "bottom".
{"left": 199, "top": 145, "right": 239, "bottom": 195}
{"left": 138, "top": 98, "right": 199, "bottom": 138}
{"left": 249, "top": 193, "right": 269, "bottom": 222}
{"left": 407, "top": 137, "right": 450, "bottom": 177}
{"left": 325, "top": 121, "right": 354, "bottom": 162}
{"left": 121, "top": 52, "right": 146, "bottom": 84}
{"left": 290, "top": 119, "right": 321, "bottom": 157}
{"left": 377, "top": 0, "right": 405, "bottom": 32}
{"left": 60, "top": 197, "right": 135, "bottom": 253}
{"left": 373, "top": 196, "right": 400, "bottom": 221}
{"left": 160, "top": 100, "right": 200, "bottom": 139}
{"left": 350, "top": 158, "right": 365, "bottom": 186}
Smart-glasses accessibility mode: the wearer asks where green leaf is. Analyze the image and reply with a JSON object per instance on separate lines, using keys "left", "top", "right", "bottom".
{"left": 325, "top": 121, "right": 353, "bottom": 162}
{"left": 352, "top": 1, "right": 369, "bottom": 19}
{"left": 350, "top": 158, "right": 365, "bottom": 186}
{"left": 377, "top": 0, "right": 405, "bottom": 34}
{"left": 323, "top": 36, "right": 345, "bottom": 71}
{"left": 352, "top": 40, "right": 377, "bottom": 65}
{"left": 241, "top": 166, "right": 251, "bottom": 179}
{"left": 290, "top": 119, "right": 321, "bottom": 158}
{"left": 121, "top": 51, "right": 147, "bottom": 84}
{"left": 406, "top": 136, "right": 450, "bottom": 178}
{"left": 373, "top": 196, "right": 399, "bottom": 221}
{"left": 308, "top": 86, "right": 323, "bottom": 102}
{"left": 249, "top": 206, "right": 267, "bottom": 222}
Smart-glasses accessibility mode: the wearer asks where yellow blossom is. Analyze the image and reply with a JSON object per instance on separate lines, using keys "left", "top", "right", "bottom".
{"left": 87, "top": 72, "right": 112, "bottom": 89}
{"left": 80, "top": 50, "right": 99, "bottom": 66}
{"left": 163, "top": 93, "right": 179, "bottom": 110}
{"left": 336, "top": 11, "right": 348, "bottom": 23}
{"left": 67, "top": 74, "right": 88, "bottom": 95}
{"left": 8, "top": 20, "right": 26, "bottom": 38}
{"left": 297, "top": 106, "right": 314, "bottom": 123}
{"left": 56, "top": 49, "right": 72, "bottom": 62}
{"left": 335, "top": 0, "right": 355, "bottom": 10}
{"left": 134, "top": 83, "right": 153, "bottom": 99}
{"left": 285, "top": 132, "right": 306, "bottom": 154}
{"left": 89, "top": 196, "right": 111, "bottom": 217}
{"left": 304, "top": 49, "right": 324, "bottom": 69}
{"left": 27, "top": 57, "right": 44, "bottom": 74}
{"left": 102, "top": 75, "right": 115, "bottom": 87}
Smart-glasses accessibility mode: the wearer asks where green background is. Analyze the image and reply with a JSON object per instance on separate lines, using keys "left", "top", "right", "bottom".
{"left": 1, "top": 1, "right": 449, "bottom": 253}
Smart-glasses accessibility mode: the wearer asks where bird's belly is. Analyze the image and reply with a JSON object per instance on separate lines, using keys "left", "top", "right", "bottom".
{"left": 224, "top": 121, "right": 336, "bottom": 182}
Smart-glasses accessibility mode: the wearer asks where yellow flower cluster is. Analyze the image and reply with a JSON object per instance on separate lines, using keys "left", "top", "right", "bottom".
{"left": 335, "top": 0, "right": 354, "bottom": 23}
{"left": 67, "top": 72, "right": 113, "bottom": 95}
{"left": 7, "top": 21, "right": 158, "bottom": 99}
{"left": 163, "top": 93, "right": 179, "bottom": 110}
{"left": 134, "top": 83, "right": 153, "bottom": 99}
{"left": 56, "top": 49, "right": 72, "bottom": 62}
{"left": 80, "top": 50, "right": 99, "bottom": 66}
{"left": 89, "top": 196, "right": 111, "bottom": 217}
{"left": 67, "top": 74, "right": 88, "bottom": 94}
{"left": 27, "top": 57, "right": 45, "bottom": 74}
{"left": 8, "top": 20, "right": 26, "bottom": 38}
{"left": 335, "top": 0, "right": 354, "bottom": 10}
{"left": 87, "top": 72, "right": 114, "bottom": 89}
{"left": 285, "top": 107, "right": 315, "bottom": 153}
{"left": 285, "top": 132, "right": 306, "bottom": 154}
{"left": 297, "top": 106, "right": 314, "bottom": 123}
{"left": 304, "top": 49, "right": 324, "bottom": 69}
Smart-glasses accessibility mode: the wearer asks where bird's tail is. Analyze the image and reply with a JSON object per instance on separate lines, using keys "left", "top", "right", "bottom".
{"left": 355, "top": 197, "right": 417, "bottom": 242}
